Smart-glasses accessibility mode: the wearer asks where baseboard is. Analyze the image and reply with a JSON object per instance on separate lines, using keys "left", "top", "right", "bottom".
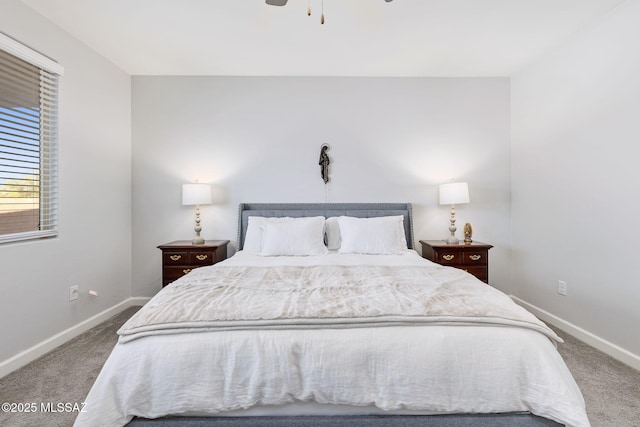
{"left": 512, "top": 296, "right": 640, "bottom": 371}
{"left": 0, "top": 297, "right": 151, "bottom": 379}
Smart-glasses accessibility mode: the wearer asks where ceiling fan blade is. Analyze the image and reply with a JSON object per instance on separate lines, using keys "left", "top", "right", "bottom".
{"left": 266, "top": 0, "right": 288, "bottom": 6}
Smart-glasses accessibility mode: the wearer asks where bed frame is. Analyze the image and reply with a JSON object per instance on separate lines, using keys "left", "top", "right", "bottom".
{"left": 128, "top": 414, "right": 561, "bottom": 426}
{"left": 126, "top": 203, "right": 561, "bottom": 427}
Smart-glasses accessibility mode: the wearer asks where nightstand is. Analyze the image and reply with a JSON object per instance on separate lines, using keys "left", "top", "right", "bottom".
{"left": 419, "top": 240, "right": 493, "bottom": 283}
{"left": 158, "top": 240, "right": 229, "bottom": 287}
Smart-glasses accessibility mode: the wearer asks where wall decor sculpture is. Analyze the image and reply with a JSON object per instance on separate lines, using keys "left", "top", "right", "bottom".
{"left": 319, "top": 144, "right": 330, "bottom": 184}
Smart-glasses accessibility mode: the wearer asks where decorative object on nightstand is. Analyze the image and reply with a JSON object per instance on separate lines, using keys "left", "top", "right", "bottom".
{"left": 463, "top": 222, "right": 473, "bottom": 243}
{"left": 182, "top": 183, "right": 212, "bottom": 245}
{"left": 158, "top": 240, "right": 229, "bottom": 287}
{"left": 439, "top": 180, "right": 469, "bottom": 244}
{"left": 420, "top": 240, "right": 492, "bottom": 283}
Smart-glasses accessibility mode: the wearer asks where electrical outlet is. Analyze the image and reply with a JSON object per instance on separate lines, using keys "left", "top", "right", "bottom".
{"left": 69, "top": 285, "right": 79, "bottom": 302}
{"left": 558, "top": 280, "right": 567, "bottom": 296}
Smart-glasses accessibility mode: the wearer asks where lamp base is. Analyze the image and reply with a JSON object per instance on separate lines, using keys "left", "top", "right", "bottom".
{"left": 192, "top": 205, "right": 205, "bottom": 245}
{"left": 444, "top": 204, "right": 460, "bottom": 244}
{"left": 444, "top": 236, "right": 460, "bottom": 245}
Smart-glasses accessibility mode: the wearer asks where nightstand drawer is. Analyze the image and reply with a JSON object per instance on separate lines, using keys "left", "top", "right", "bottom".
{"left": 435, "top": 252, "right": 461, "bottom": 265}
{"left": 462, "top": 251, "right": 488, "bottom": 265}
{"left": 461, "top": 266, "right": 488, "bottom": 282}
{"left": 163, "top": 252, "right": 188, "bottom": 264}
{"left": 163, "top": 266, "right": 196, "bottom": 282}
{"left": 190, "top": 251, "right": 215, "bottom": 265}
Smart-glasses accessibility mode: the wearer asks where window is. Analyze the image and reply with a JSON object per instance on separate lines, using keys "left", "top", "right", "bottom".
{"left": 0, "top": 33, "right": 63, "bottom": 244}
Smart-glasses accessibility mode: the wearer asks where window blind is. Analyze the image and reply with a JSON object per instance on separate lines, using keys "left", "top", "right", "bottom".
{"left": 0, "top": 33, "right": 63, "bottom": 244}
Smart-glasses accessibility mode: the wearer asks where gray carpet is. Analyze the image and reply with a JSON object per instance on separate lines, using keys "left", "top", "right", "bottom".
{"left": 554, "top": 328, "right": 640, "bottom": 426}
{"left": 0, "top": 307, "right": 140, "bottom": 427}
{"left": 0, "top": 306, "right": 638, "bottom": 427}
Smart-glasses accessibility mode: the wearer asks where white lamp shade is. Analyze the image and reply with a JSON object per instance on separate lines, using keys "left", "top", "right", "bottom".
{"left": 182, "top": 183, "right": 212, "bottom": 206}
{"left": 439, "top": 182, "right": 470, "bottom": 205}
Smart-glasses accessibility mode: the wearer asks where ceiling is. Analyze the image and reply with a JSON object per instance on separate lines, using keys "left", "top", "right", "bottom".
{"left": 20, "top": 0, "right": 625, "bottom": 76}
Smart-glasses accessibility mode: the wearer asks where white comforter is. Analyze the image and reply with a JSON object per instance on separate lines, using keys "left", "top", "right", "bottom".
{"left": 74, "top": 251, "right": 590, "bottom": 427}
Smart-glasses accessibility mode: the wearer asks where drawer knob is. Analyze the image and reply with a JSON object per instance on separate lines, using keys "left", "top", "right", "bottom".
{"left": 183, "top": 269, "right": 192, "bottom": 274}
{"left": 170, "top": 255, "right": 182, "bottom": 261}
{"left": 443, "top": 254, "right": 455, "bottom": 261}
{"left": 196, "top": 254, "right": 208, "bottom": 261}
{"left": 469, "top": 255, "right": 482, "bottom": 261}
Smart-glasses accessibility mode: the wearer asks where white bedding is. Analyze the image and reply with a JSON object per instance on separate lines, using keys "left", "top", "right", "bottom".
{"left": 74, "top": 251, "right": 590, "bottom": 427}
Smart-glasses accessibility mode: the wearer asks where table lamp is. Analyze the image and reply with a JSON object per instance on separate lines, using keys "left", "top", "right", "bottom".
{"left": 439, "top": 181, "right": 470, "bottom": 244}
{"left": 182, "top": 183, "right": 212, "bottom": 245}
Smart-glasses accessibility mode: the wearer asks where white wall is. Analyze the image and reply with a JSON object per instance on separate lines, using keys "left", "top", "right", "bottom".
{"left": 512, "top": 0, "right": 640, "bottom": 357}
{"left": 0, "top": 1, "right": 132, "bottom": 363}
{"left": 132, "top": 76, "right": 511, "bottom": 297}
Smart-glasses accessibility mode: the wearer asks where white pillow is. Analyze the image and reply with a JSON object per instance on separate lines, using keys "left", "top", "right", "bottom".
{"left": 337, "top": 215, "right": 408, "bottom": 255}
{"left": 243, "top": 216, "right": 293, "bottom": 252}
{"left": 260, "top": 216, "right": 328, "bottom": 256}
{"left": 324, "top": 217, "right": 341, "bottom": 250}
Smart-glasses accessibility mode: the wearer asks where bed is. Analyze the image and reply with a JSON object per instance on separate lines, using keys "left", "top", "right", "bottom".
{"left": 74, "top": 203, "right": 590, "bottom": 427}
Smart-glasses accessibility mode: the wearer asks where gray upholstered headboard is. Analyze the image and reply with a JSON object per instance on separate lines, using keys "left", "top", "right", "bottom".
{"left": 237, "top": 203, "right": 414, "bottom": 250}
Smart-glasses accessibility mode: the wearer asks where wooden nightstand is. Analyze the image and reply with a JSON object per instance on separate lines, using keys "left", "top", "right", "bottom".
{"left": 419, "top": 240, "right": 493, "bottom": 283}
{"left": 158, "top": 240, "right": 229, "bottom": 287}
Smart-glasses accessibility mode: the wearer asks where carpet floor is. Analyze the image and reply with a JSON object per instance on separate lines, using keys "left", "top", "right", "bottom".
{"left": 0, "top": 306, "right": 638, "bottom": 427}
